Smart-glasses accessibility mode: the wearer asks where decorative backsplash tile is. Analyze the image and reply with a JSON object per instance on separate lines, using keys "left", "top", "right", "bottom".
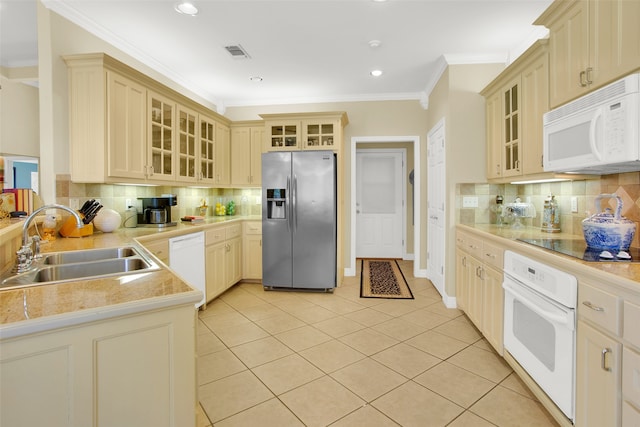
{"left": 55, "top": 175, "right": 262, "bottom": 220}
{"left": 457, "top": 172, "right": 640, "bottom": 248}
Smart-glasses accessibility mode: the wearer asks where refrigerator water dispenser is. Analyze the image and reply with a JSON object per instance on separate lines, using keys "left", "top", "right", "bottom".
{"left": 266, "top": 188, "right": 286, "bottom": 219}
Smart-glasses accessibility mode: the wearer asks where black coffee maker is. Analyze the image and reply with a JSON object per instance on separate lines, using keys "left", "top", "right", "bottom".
{"left": 137, "top": 196, "right": 177, "bottom": 227}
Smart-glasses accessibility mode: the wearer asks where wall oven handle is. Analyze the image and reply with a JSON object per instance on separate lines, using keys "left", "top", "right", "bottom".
{"left": 503, "top": 281, "right": 575, "bottom": 329}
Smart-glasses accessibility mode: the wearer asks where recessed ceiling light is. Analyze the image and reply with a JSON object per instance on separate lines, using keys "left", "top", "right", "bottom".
{"left": 175, "top": 1, "right": 198, "bottom": 16}
{"left": 249, "top": 76, "right": 263, "bottom": 82}
{"left": 368, "top": 40, "right": 382, "bottom": 48}
{"left": 370, "top": 69, "right": 383, "bottom": 77}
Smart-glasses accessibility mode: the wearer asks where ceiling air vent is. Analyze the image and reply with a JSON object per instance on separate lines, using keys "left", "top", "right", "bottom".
{"left": 224, "top": 44, "right": 251, "bottom": 59}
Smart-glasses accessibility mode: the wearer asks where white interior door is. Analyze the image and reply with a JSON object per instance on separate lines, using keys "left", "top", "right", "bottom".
{"left": 427, "top": 119, "right": 445, "bottom": 294}
{"left": 356, "top": 149, "right": 404, "bottom": 258}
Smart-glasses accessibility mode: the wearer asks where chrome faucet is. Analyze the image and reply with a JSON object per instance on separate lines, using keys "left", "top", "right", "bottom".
{"left": 14, "top": 204, "right": 83, "bottom": 273}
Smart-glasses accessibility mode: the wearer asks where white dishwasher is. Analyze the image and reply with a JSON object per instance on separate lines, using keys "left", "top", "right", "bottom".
{"left": 169, "top": 232, "right": 205, "bottom": 308}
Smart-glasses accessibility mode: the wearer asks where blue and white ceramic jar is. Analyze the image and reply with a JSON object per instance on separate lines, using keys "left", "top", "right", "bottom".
{"left": 582, "top": 194, "right": 636, "bottom": 250}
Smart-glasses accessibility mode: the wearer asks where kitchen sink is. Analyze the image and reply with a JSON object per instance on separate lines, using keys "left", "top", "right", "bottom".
{"left": 42, "top": 247, "right": 138, "bottom": 265}
{"left": 0, "top": 246, "right": 160, "bottom": 290}
{"left": 34, "top": 258, "right": 152, "bottom": 282}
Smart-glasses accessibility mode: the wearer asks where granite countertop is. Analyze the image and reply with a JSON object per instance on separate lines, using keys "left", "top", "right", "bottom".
{"left": 0, "top": 215, "right": 261, "bottom": 339}
{"left": 458, "top": 223, "right": 640, "bottom": 293}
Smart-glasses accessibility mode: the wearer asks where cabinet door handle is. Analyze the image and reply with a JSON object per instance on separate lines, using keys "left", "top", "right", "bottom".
{"left": 601, "top": 348, "right": 612, "bottom": 372}
{"left": 485, "top": 253, "right": 496, "bottom": 259}
{"left": 462, "top": 256, "right": 467, "bottom": 267}
{"left": 586, "top": 67, "right": 593, "bottom": 85}
{"left": 579, "top": 70, "right": 588, "bottom": 87}
{"left": 582, "top": 301, "right": 604, "bottom": 312}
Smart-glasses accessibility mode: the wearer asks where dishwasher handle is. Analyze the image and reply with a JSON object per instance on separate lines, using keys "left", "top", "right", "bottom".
{"left": 169, "top": 232, "right": 205, "bottom": 249}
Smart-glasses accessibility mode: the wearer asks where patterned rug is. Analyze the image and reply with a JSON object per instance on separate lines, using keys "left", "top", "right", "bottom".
{"left": 359, "top": 259, "right": 414, "bottom": 299}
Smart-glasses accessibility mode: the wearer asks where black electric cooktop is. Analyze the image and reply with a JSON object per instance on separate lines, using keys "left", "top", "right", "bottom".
{"left": 517, "top": 238, "right": 640, "bottom": 262}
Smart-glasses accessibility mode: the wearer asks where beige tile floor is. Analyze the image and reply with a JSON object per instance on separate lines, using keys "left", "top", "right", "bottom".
{"left": 196, "top": 260, "right": 558, "bottom": 427}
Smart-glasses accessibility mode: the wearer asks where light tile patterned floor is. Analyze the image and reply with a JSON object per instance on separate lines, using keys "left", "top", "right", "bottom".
{"left": 196, "top": 260, "right": 558, "bottom": 427}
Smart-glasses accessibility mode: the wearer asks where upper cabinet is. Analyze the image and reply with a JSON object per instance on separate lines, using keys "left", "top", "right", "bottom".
{"left": 231, "top": 122, "right": 264, "bottom": 187}
{"left": 260, "top": 112, "right": 348, "bottom": 153}
{"left": 481, "top": 40, "right": 549, "bottom": 182}
{"left": 64, "top": 53, "right": 231, "bottom": 185}
{"left": 106, "top": 71, "right": 147, "bottom": 180}
{"left": 535, "top": 0, "right": 640, "bottom": 108}
{"left": 215, "top": 123, "right": 231, "bottom": 185}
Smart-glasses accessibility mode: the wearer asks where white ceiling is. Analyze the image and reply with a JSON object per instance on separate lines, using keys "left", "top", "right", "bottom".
{"left": 1, "top": 0, "right": 553, "bottom": 110}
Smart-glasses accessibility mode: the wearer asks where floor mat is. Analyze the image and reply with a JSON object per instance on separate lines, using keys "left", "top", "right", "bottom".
{"left": 359, "top": 259, "right": 414, "bottom": 299}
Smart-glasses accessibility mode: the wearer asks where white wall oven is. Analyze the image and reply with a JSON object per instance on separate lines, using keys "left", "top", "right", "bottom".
{"left": 503, "top": 251, "right": 578, "bottom": 422}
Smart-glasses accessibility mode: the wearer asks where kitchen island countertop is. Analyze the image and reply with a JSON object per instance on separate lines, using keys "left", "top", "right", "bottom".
{"left": 0, "top": 215, "right": 260, "bottom": 339}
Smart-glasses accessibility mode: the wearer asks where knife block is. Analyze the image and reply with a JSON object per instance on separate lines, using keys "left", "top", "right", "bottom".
{"left": 59, "top": 214, "right": 93, "bottom": 238}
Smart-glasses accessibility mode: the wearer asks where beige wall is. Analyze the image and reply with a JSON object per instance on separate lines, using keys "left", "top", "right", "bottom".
{"left": 425, "top": 63, "right": 505, "bottom": 299}
{"left": 0, "top": 76, "right": 40, "bottom": 158}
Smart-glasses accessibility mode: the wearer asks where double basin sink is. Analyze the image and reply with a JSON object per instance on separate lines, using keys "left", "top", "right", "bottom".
{"left": 1, "top": 246, "right": 160, "bottom": 290}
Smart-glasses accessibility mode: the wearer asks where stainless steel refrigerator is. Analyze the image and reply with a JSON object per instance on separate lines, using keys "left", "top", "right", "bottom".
{"left": 262, "top": 151, "right": 337, "bottom": 290}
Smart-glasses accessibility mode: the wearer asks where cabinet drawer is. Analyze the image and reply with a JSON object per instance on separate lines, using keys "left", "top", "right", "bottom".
{"left": 463, "top": 235, "right": 483, "bottom": 259}
{"left": 225, "top": 223, "right": 242, "bottom": 240}
{"left": 455, "top": 231, "right": 482, "bottom": 257}
{"left": 578, "top": 282, "right": 621, "bottom": 336}
{"left": 623, "top": 347, "right": 640, "bottom": 410}
{"left": 624, "top": 300, "right": 640, "bottom": 348}
{"left": 244, "top": 221, "right": 262, "bottom": 235}
{"left": 205, "top": 227, "right": 226, "bottom": 245}
{"left": 482, "top": 242, "right": 504, "bottom": 270}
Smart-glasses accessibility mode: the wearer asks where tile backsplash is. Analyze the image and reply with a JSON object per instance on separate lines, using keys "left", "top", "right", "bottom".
{"left": 457, "top": 172, "right": 640, "bottom": 248}
{"left": 55, "top": 175, "right": 262, "bottom": 220}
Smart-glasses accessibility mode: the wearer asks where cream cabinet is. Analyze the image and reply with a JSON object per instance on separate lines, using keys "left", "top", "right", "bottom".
{"left": 575, "top": 271, "right": 640, "bottom": 427}
{"left": 243, "top": 221, "right": 262, "bottom": 280}
{"left": 204, "top": 223, "right": 242, "bottom": 302}
{"left": 107, "top": 71, "right": 147, "bottom": 180}
{"left": 260, "top": 112, "right": 348, "bottom": 153}
{"left": 231, "top": 123, "right": 265, "bottom": 186}
{"left": 176, "top": 105, "right": 198, "bottom": 183}
{"left": 198, "top": 115, "right": 216, "bottom": 184}
{"left": 0, "top": 304, "right": 197, "bottom": 427}
{"left": 215, "top": 123, "right": 231, "bottom": 185}
{"left": 576, "top": 320, "right": 621, "bottom": 427}
{"left": 536, "top": 0, "right": 640, "bottom": 108}
{"left": 455, "top": 229, "right": 504, "bottom": 355}
{"left": 481, "top": 40, "right": 549, "bottom": 182}
{"left": 485, "top": 91, "right": 503, "bottom": 180}
{"left": 64, "top": 53, "right": 230, "bottom": 186}
{"left": 147, "top": 91, "right": 176, "bottom": 181}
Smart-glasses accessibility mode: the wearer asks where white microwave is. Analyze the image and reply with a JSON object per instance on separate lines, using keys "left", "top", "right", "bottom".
{"left": 543, "top": 73, "right": 640, "bottom": 175}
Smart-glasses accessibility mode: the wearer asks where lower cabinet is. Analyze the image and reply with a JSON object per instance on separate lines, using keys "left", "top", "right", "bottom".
{"left": 576, "top": 320, "right": 622, "bottom": 427}
{"left": 0, "top": 304, "right": 197, "bottom": 427}
{"left": 243, "top": 221, "right": 262, "bottom": 280}
{"left": 205, "top": 224, "right": 242, "bottom": 302}
{"left": 455, "top": 229, "right": 504, "bottom": 355}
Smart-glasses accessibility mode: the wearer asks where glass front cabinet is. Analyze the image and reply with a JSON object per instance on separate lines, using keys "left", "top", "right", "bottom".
{"left": 148, "top": 92, "right": 175, "bottom": 181}
{"left": 261, "top": 112, "right": 348, "bottom": 153}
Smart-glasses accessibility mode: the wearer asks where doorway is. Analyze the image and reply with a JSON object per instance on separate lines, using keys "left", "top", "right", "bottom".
{"left": 355, "top": 149, "right": 405, "bottom": 258}
{"left": 348, "top": 136, "right": 422, "bottom": 279}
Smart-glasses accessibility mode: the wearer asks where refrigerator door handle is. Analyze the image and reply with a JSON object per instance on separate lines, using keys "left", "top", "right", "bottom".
{"left": 286, "top": 175, "right": 291, "bottom": 233}
{"left": 292, "top": 174, "right": 298, "bottom": 233}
